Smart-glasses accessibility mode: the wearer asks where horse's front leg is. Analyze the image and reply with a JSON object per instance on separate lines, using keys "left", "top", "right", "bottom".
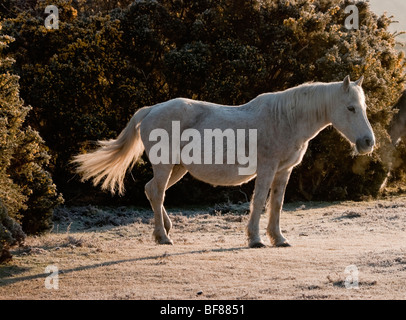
{"left": 266, "top": 169, "right": 292, "bottom": 247}
{"left": 246, "top": 167, "right": 276, "bottom": 248}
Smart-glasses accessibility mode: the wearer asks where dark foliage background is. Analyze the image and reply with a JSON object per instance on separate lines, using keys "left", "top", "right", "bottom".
{"left": 1, "top": 0, "right": 406, "bottom": 220}
{"left": 0, "top": 21, "right": 63, "bottom": 260}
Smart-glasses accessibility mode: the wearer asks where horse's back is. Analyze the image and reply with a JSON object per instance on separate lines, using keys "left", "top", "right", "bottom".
{"left": 142, "top": 97, "right": 257, "bottom": 133}
{"left": 139, "top": 97, "right": 260, "bottom": 186}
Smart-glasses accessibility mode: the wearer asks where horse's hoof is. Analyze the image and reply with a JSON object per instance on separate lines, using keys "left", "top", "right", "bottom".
{"left": 249, "top": 241, "right": 267, "bottom": 248}
{"left": 159, "top": 238, "right": 174, "bottom": 245}
{"left": 154, "top": 233, "right": 174, "bottom": 245}
{"left": 275, "top": 241, "right": 291, "bottom": 247}
{"left": 268, "top": 233, "right": 291, "bottom": 247}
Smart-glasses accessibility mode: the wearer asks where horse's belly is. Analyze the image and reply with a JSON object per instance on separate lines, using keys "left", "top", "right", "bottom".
{"left": 185, "top": 164, "right": 257, "bottom": 186}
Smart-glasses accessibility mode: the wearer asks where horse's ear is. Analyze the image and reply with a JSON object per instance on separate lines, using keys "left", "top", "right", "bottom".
{"left": 355, "top": 75, "right": 364, "bottom": 87}
{"left": 342, "top": 75, "right": 351, "bottom": 92}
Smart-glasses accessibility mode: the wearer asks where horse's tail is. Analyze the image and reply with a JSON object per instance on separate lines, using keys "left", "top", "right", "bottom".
{"left": 72, "top": 106, "right": 151, "bottom": 195}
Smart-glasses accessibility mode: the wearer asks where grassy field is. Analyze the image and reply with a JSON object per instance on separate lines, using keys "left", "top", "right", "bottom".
{"left": 1, "top": 196, "right": 406, "bottom": 300}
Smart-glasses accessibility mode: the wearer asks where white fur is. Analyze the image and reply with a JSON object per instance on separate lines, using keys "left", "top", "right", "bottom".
{"left": 73, "top": 76, "right": 374, "bottom": 247}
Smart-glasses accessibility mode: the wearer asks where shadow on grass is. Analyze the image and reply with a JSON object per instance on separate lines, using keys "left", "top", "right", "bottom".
{"left": 0, "top": 246, "right": 248, "bottom": 287}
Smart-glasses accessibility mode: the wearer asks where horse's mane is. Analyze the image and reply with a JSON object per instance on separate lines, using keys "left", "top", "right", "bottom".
{"left": 267, "top": 82, "right": 338, "bottom": 128}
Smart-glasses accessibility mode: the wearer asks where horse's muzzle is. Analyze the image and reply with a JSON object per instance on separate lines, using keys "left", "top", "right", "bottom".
{"left": 356, "top": 136, "right": 375, "bottom": 154}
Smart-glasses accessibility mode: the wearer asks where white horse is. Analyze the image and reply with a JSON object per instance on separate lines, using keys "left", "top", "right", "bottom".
{"left": 73, "top": 76, "right": 375, "bottom": 248}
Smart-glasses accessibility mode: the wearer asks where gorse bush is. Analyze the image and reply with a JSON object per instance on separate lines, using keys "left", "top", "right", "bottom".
{"left": 1, "top": 0, "right": 405, "bottom": 205}
{"left": 0, "top": 21, "right": 63, "bottom": 248}
{"left": 0, "top": 200, "right": 25, "bottom": 263}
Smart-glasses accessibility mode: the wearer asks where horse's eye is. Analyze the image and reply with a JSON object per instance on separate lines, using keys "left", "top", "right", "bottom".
{"left": 347, "top": 106, "right": 356, "bottom": 113}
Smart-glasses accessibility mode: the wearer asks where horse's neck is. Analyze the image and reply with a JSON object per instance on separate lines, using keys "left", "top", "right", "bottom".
{"left": 297, "top": 116, "right": 331, "bottom": 144}
{"left": 296, "top": 86, "right": 334, "bottom": 143}
{"left": 278, "top": 83, "right": 335, "bottom": 144}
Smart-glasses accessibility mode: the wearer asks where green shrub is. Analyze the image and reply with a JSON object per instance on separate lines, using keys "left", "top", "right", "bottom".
{"left": 0, "top": 200, "right": 25, "bottom": 263}
{"left": 0, "top": 23, "right": 63, "bottom": 238}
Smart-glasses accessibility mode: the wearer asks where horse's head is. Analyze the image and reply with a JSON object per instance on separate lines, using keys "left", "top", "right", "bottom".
{"left": 330, "top": 75, "right": 375, "bottom": 155}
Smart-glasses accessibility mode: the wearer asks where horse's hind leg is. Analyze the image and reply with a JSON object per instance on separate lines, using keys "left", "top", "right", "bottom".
{"left": 162, "top": 165, "right": 188, "bottom": 235}
{"left": 145, "top": 164, "right": 174, "bottom": 245}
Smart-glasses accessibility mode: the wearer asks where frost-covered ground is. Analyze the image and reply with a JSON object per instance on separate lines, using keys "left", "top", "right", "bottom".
{"left": 1, "top": 196, "right": 406, "bottom": 300}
